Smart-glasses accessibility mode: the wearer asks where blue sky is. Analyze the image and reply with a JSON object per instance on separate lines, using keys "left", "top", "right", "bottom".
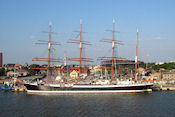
{"left": 0, "top": 0, "right": 175, "bottom": 65}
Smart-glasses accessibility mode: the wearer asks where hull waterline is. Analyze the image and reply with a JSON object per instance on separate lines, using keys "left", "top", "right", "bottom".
{"left": 25, "top": 83, "right": 153, "bottom": 94}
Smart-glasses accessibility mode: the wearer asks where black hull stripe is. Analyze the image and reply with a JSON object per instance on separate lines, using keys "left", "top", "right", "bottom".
{"left": 25, "top": 84, "right": 152, "bottom": 91}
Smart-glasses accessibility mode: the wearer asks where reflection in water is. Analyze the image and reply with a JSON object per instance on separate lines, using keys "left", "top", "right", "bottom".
{"left": 0, "top": 91, "right": 175, "bottom": 117}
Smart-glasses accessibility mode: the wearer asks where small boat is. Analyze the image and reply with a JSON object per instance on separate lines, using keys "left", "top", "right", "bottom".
{"left": 0, "top": 82, "right": 12, "bottom": 90}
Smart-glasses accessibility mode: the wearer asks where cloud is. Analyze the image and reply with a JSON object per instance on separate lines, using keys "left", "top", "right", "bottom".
{"left": 29, "top": 35, "right": 35, "bottom": 40}
{"left": 143, "top": 36, "right": 167, "bottom": 41}
{"left": 152, "top": 37, "right": 166, "bottom": 41}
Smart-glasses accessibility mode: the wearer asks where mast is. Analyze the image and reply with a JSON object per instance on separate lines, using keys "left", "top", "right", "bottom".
{"left": 134, "top": 29, "right": 139, "bottom": 83}
{"left": 111, "top": 19, "right": 115, "bottom": 81}
{"left": 64, "top": 51, "right": 67, "bottom": 66}
{"left": 98, "top": 19, "right": 123, "bottom": 83}
{"left": 67, "top": 20, "right": 93, "bottom": 83}
{"left": 46, "top": 24, "right": 51, "bottom": 84}
{"left": 79, "top": 20, "right": 82, "bottom": 82}
{"left": 32, "top": 23, "right": 61, "bottom": 84}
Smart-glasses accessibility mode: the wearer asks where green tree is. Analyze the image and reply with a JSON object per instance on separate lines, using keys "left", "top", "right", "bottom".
{"left": 152, "top": 62, "right": 175, "bottom": 70}
{"left": 0, "top": 68, "right": 5, "bottom": 76}
{"left": 28, "top": 64, "right": 41, "bottom": 75}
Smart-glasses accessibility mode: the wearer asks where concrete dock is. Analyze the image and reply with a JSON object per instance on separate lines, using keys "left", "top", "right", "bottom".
{"left": 152, "top": 85, "right": 175, "bottom": 91}
{"left": 161, "top": 86, "right": 175, "bottom": 91}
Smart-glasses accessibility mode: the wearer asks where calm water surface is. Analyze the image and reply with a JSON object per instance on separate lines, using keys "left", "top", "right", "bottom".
{"left": 0, "top": 91, "right": 175, "bottom": 117}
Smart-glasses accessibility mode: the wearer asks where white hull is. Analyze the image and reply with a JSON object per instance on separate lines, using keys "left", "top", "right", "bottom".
{"left": 27, "top": 89, "right": 152, "bottom": 94}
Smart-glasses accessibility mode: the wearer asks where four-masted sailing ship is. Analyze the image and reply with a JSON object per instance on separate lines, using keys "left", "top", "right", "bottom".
{"left": 25, "top": 20, "right": 153, "bottom": 94}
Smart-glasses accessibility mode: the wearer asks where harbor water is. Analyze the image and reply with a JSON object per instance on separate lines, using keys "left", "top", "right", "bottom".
{"left": 0, "top": 91, "right": 175, "bottom": 117}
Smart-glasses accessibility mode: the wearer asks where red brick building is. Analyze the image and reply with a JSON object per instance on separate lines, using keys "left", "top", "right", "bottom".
{"left": 0, "top": 53, "right": 2, "bottom": 67}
